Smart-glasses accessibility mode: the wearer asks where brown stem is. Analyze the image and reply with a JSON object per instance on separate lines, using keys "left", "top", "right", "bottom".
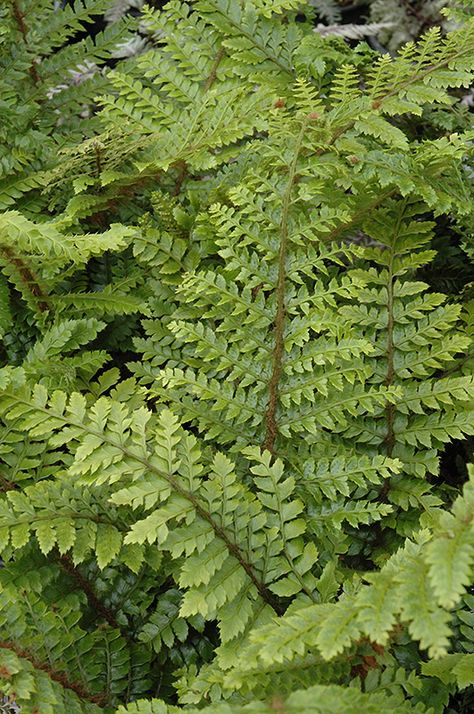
{"left": 190, "top": 496, "right": 284, "bottom": 614}
{"left": 172, "top": 160, "right": 188, "bottom": 196}
{"left": 0, "top": 473, "right": 17, "bottom": 492}
{"left": 263, "top": 119, "right": 310, "bottom": 454}
{"left": 270, "top": 697, "right": 287, "bottom": 714}
{"left": 204, "top": 46, "right": 226, "bottom": 92}
{"left": 379, "top": 205, "right": 407, "bottom": 500}
{"left": 383, "top": 207, "right": 407, "bottom": 457}
{"left": 11, "top": 1, "right": 40, "bottom": 84}
{"left": 0, "top": 246, "right": 48, "bottom": 313}
{"left": 384, "top": 276, "right": 396, "bottom": 458}
{"left": 93, "top": 142, "right": 103, "bottom": 178}
{"left": 84, "top": 170, "right": 164, "bottom": 226}
{"left": 55, "top": 553, "right": 122, "bottom": 633}
{"left": 0, "top": 639, "right": 106, "bottom": 706}
{"left": 170, "top": 46, "right": 226, "bottom": 198}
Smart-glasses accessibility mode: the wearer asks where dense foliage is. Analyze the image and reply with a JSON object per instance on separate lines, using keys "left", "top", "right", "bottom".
{"left": 1, "top": 1, "right": 474, "bottom": 712}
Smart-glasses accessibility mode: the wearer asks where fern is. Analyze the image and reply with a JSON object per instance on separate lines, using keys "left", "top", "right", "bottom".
{"left": 0, "top": 0, "right": 137, "bottom": 213}
{"left": 210, "top": 466, "right": 474, "bottom": 694}
{"left": 116, "top": 684, "right": 431, "bottom": 713}
{"left": 1, "top": 2, "right": 474, "bottom": 713}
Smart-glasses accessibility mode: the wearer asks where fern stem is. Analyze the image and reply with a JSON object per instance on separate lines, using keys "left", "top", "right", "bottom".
{"left": 0, "top": 639, "right": 107, "bottom": 706}
{"left": 53, "top": 609, "right": 90, "bottom": 691}
{"left": 190, "top": 496, "right": 284, "bottom": 613}
{"left": 10, "top": 0, "right": 40, "bottom": 84}
{"left": 172, "top": 160, "right": 188, "bottom": 196}
{"left": 264, "top": 119, "right": 309, "bottom": 454}
{"left": 168, "top": 47, "right": 228, "bottom": 197}
{"left": 379, "top": 204, "right": 407, "bottom": 501}
{"left": 93, "top": 141, "right": 103, "bottom": 178}
{"left": 383, "top": 204, "right": 406, "bottom": 459}
{"left": 104, "top": 631, "right": 112, "bottom": 704}
{"left": 0, "top": 246, "right": 48, "bottom": 313}
{"left": 204, "top": 45, "right": 226, "bottom": 92}
{"left": 273, "top": 471, "right": 318, "bottom": 602}
{"left": 0, "top": 472, "right": 17, "bottom": 492}
{"left": 56, "top": 553, "right": 125, "bottom": 635}
{"left": 384, "top": 275, "right": 396, "bottom": 458}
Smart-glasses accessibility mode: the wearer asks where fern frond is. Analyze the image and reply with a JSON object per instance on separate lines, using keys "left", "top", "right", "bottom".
{"left": 0, "top": 380, "right": 327, "bottom": 644}
{"left": 226, "top": 468, "right": 474, "bottom": 674}
{"left": 117, "top": 683, "right": 429, "bottom": 714}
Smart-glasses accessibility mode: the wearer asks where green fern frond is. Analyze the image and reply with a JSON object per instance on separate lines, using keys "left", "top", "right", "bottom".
{"left": 117, "top": 683, "right": 430, "bottom": 714}
{"left": 225, "top": 467, "right": 474, "bottom": 676}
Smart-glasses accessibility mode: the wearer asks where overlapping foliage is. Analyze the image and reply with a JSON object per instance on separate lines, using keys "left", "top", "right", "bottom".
{"left": 1, "top": 1, "right": 474, "bottom": 713}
